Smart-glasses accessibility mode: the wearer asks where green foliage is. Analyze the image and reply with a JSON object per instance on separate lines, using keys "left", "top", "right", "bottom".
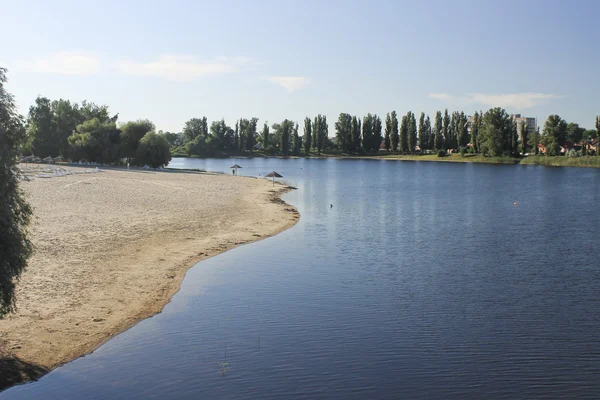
{"left": 384, "top": 113, "right": 391, "bottom": 152}
{"left": 442, "top": 109, "right": 450, "bottom": 149}
{"left": 120, "top": 119, "right": 155, "bottom": 162}
{"left": 566, "top": 122, "right": 585, "bottom": 144}
{"left": 541, "top": 114, "right": 567, "bottom": 156}
{"left": 390, "top": 111, "right": 399, "bottom": 153}
{"left": 361, "top": 113, "right": 382, "bottom": 152}
{"left": 521, "top": 121, "right": 529, "bottom": 154}
{"left": 351, "top": 115, "right": 361, "bottom": 153}
{"left": 303, "top": 118, "right": 311, "bottom": 155}
{"left": 0, "top": 68, "right": 32, "bottom": 317}
{"left": 434, "top": 111, "right": 443, "bottom": 150}
{"left": 458, "top": 112, "right": 469, "bottom": 148}
{"left": 135, "top": 132, "right": 171, "bottom": 168}
{"left": 471, "top": 112, "right": 480, "bottom": 153}
{"left": 183, "top": 117, "right": 208, "bottom": 143}
{"left": 261, "top": 122, "right": 270, "bottom": 150}
{"left": 292, "top": 122, "right": 301, "bottom": 156}
{"left": 478, "top": 108, "right": 514, "bottom": 157}
{"left": 68, "top": 118, "right": 121, "bottom": 163}
{"left": 437, "top": 150, "right": 446, "bottom": 157}
{"left": 335, "top": 113, "right": 353, "bottom": 153}
{"left": 407, "top": 112, "right": 417, "bottom": 154}
{"left": 399, "top": 114, "right": 408, "bottom": 154}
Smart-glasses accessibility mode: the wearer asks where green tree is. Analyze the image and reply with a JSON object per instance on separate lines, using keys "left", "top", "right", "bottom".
{"left": 471, "top": 112, "right": 480, "bottom": 153}
{"left": 566, "top": 122, "right": 585, "bottom": 144}
{"left": 521, "top": 121, "right": 529, "bottom": 154}
{"left": 26, "top": 97, "right": 58, "bottom": 157}
{"left": 183, "top": 117, "right": 208, "bottom": 144}
{"left": 312, "top": 116, "right": 319, "bottom": 150}
{"left": 418, "top": 112, "right": 426, "bottom": 151}
{"left": 442, "top": 109, "right": 450, "bottom": 150}
{"left": 318, "top": 115, "right": 327, "bottom": 154}
{"left": 303, "top": 117, "right": 311, "bottom": 155}
{"left": 407, "top": 112, "right": 417, "bottom": 154}
{"left": 120, "top": 119, "right": 155, "bottom": 163}
{"left": 351, "top": 115, "right": 361, "bottom": 153}
{"left": 372, "top": 115, "right": 383, "bottom": 152}
{"left": 282, "top": 119, "right": 293, "bottom": 156}
{"left": 52, "top": 99, "right": 85, "bottom": 158}
{"left": 478, "top": 107, "right": 513, "bottom": 157}
{"left": 361, "top": 114, "right": 372, "bottom": 152}
{"left": 261, "top": 122, "right": 270, "bottom": 150}
{"left": 0, "top": 68, "right": 33, "bottom": 317}
{"left": 541, "top": 114, "right": 567, "bottom": 156}
{"left": 425, "top": 115, "right": 433, "bottom": 150}
{"left": 335, "top": 113, "right": 353, "bottom": 153}
{"left": 434, "top": 111, "right": 443, "bottom": 150}
{"left": 68, "top": 118, "right": 121, "bottom": 163}
{"left": 448, "top": 111, "right": 457, "bottom": 149}
{"left": 399, "top": 114, "right": 408, "bottom": 154}
{"left": 533, "top": 126, "right": 540, "bottom": 155}
{"left": 390, "top": 111, "right": 399, "bottom": 153}
{"left": 135, "top": 132, "right": 172, "bottom": 168}
{"left": 246, "top": 117, "right": 258, "bottom": 152}
{"left": 458, "top": 112, "right": 469, "bottom": 148}
{"left": 292, "top": 122, "right": 301, "bottom": 155}
{"left": 384, "top": 113, "right": 391, "bottom": 151}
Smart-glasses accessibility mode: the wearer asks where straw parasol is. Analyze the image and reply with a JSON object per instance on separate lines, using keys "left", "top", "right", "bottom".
{"left": 42, "top": 156, "right": 54, "bottom": 164}
{"left": 265, "top": 171, "right": 283, "bottom": 186}
{"left": 230, "top": 164, "right": 242, "bottom": 175}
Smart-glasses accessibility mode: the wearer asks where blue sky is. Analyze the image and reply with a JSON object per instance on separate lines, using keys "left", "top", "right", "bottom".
{"left": 2, "top": 0, "right": 598, "bottom": 132}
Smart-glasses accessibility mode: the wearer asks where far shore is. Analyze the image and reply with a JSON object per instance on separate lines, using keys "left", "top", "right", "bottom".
{"left": 172, "top": 152, "right": 600, "bottom": 168}
{"left": 0, "top": 168, "right": 299, "bottom": 390}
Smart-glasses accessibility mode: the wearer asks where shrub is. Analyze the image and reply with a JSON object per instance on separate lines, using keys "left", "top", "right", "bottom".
{"left": 135, "top": 132, "right": 172, "bottom": 168}
{"left": 437, "top": 150, "right": 446, "bottom": 157}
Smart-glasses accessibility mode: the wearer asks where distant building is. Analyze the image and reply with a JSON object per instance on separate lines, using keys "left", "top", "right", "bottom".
{"left": 511, "top": 114, "right": 537, "bottom": 140}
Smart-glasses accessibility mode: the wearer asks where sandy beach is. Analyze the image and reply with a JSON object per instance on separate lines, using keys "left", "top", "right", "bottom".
{"left": 0, "top": 168, "right": 299, "bottom": 388}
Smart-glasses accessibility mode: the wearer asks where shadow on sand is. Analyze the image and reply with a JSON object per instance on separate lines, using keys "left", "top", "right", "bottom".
{"left": 0, "top": 355, "right": 48, "bottom": 392}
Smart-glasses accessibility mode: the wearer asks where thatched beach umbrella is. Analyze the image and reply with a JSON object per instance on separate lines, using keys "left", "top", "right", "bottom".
{"left": 230, "top": 164, "right": 242, "bottom": 175}
{"left": 42, "top": 156, "right": 54, "bottom": 164}
{"left": 265, "top": 171, "right": 283, "bottom": 186}
{"left": 54, "top": 156, "right": 63, "bottom": 163}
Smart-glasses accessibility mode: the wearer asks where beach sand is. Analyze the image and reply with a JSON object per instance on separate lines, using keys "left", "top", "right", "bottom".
{"left": 0, "top": 168, "right": 299, "bottom": 388}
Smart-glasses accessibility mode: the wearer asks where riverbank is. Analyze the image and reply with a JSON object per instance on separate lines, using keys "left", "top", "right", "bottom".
{"left": 0, "top": 168, "right": 299, "bottom": 389}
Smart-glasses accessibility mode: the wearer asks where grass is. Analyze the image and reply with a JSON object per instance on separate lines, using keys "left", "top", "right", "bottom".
{"left": 520, "top": 155, "right": 600, "bottom": 168}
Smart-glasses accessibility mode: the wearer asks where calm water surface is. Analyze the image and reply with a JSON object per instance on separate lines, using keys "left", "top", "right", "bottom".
{"left": 3, "top": 158, "right": 600, "bottom": 399}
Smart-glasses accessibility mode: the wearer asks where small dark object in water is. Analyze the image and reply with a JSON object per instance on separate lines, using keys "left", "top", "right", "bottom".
{"left": 330, "top": 204, "right": 333, "bottom": 208}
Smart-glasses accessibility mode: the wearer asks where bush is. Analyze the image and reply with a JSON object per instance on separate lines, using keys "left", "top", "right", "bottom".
{"left": 437, "top": 150, "right": 446, "bottom": 157}
{"left": 264, "top": 144, "right": 277, "bottom": 155}
{"left": 135, "top": 132, "right": 172, "bottom": 168}
{"left": 460, "top": 147, "right": 466, "bottom": 157}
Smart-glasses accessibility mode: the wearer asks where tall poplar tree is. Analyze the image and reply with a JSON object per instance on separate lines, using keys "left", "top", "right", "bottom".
{"left": 418, "top": 112, "right": 425, "bottom": 151}
{"left": 443, "top": 109, "right": 450, "bottom": 150}
{"left": 521, "top": 121, "right": 529, "bottom": 155}
{"left": 312, "top": 116, "right": 319, "bottom": 150}
{"left": 261, "top": 122, "right": 270, "bottom": 149}
{"left": 425, "top": 115, "right": 433, "bottom": 150}
{"left": 399, "top": 114, "right": 408, "bottom": 154}
{"left": 373, "top": 114, "right": 383, "bottom": 152}
{"left": 384, "top": 113, "right": 391, "bottom": 151}
{"left": 434, "top": 111, "right": 443, "bottom": 151}
{"left": 391, "top": 111, "right": 399, "bottom": 153}
{"left": 303, "top": 117, "right": 312, "bottom": 155}
{"left": 471, "top": 112, "right": 479, "bottom": 153}
{"left": 407, "top": 112, "right": 417, "bottom": 154}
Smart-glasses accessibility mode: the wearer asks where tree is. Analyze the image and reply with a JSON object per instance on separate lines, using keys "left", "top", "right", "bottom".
{"left": 312, "top": 116, "right": 319, "bottom": 150}
{"left": 303, "top": 117, "right": 311, "bottom": 155}
{"left": 52, "top": 99, "right": 84, "bottom": 158}
{"left": 26, "top": 97, "right": 58, "bottom": 158}
{"left": 533, "top": 126, "right": 540, "bottom": 155}
{"left": 260, "top": 122, "right": 270, "bottom": 151}
{"left": 541, "top": 114, "right": 567, "bottom": 156}
{"left": 183, "top": 117, "right": 208, "bottom": 143}
{"left": 418, "top": 112, "right": 426, "bottom": 151}
{"left": 399, "top": 114, "right": 408, "bottom": 154}
{"left": 390, "top": 111, "right": 399, "bottom": 153}
{"left": 372, "top": 115, "right": 383, "bottom": 152}
{"left": 292, "top": 122, "right": 301, "bottom": 156}
{"left": 449, "top": 111, "right": 457, "bottom": 149}
{"left": 458, "top": 112, "right": 469, "bottom": 148}
{"left": 425, "top": 115, "right": 433, "bottom": 150}
{"left": 434, "top": 111, "right": 443, "bottom": 151}
{"left": 443, "top": 109, "right": 450, "bottom": 150}
{"left": 318, "top": 115, "right": 327, "bottom": 154}
{"left": 478, "top": 107, "right": 513, "bottom": 157}
{"left": 407, "top": 112, "right": 417, "bottom": 154}
{"left": 521, "top": 121, "right": 529, "bottom": 155}
{"left": 0, "top": 68, "right": 33, "bottom": 317}
{"left": 384, "top": 113, "right": 391, "bottom": 152}
{"left": 471, "top": 112, "right": 480, "bottom": 153}
{"left": 597, "top": 116, "right": 600, "bottom": 153}
{"left": 120, "top": 119, "right": 155, "bottom": 163}
{"left": 68, "top": 118, "right": 121, "bottom": 163}
{"left": 335, "top": 113, "right": 353, "bottom": 153}
{"left": 362, "top": 114, "right": 373, "bottom": 152}
{"left": 246, "top": 117, "right": 258, "bottom": 152}
{"left": 135, "top": 132, "right": 172, "bottom": 168}
{"left": 566, "top": 122, "right": 585, "bottom": 144}
{"left": 280, "top": 119, "right": 293, "bottom": 156}
{"left": 351, "top": 115, "right": 361, "bottom": 153}
{"left": 511, "top": 120, "right": 519, "bottom": 156}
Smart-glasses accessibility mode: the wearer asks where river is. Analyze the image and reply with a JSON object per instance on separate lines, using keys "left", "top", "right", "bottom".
{"left": 3, "top": 158, "right": 600, "bottom": 399}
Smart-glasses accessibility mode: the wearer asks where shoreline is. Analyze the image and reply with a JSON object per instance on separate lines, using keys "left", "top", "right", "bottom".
{"left": 0, "top": 169, "right": 299, "bottom": 391}
{"left": 172, "top": 153, "right": 600, "bottom": 168}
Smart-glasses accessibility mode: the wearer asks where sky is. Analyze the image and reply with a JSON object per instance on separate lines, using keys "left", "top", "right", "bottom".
{"left": 1, "top": 0, "right": 599, "bottom": 132}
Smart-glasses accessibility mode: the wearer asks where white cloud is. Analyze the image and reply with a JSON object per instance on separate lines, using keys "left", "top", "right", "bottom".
{"left": 429, "top": 93, "right": 453, "bottom": 101}
{"left": 267, "top": 76, "right": 310, "bottom": 93}
{"left": 113, "top": 55, "right": 256, "bottom": 82}
{"left": 20, "top": 52, "right": 100, "bottom": 75}
{"left": 429, "top": 92, "right": 560, "bottom": 109}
